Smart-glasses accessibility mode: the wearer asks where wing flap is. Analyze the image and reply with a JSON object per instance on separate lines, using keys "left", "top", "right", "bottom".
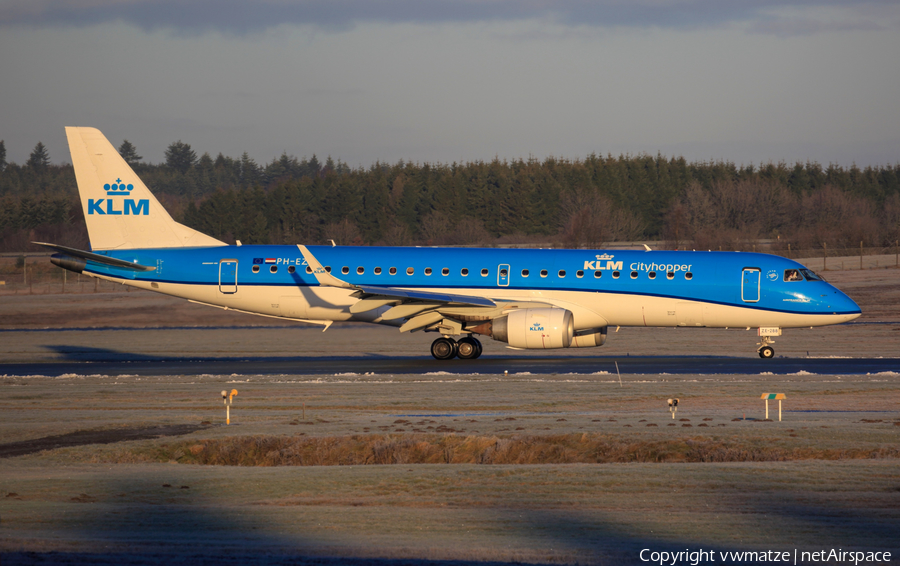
{"left": 382, "top": 303, "right": 442, "bottom": 321}
{"left": 399, "top": 311, "right": 444, "bottom": 333}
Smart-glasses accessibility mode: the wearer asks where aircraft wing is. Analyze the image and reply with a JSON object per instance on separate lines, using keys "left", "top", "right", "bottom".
{"left": 354, "top": 285, "right": 495, "bottom": 307}
{"left": 296, "top": 245, "right": 497, "bottom": 329}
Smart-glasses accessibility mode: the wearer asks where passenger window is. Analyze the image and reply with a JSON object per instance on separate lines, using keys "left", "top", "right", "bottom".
{"left": 685, "top": 272, "right": 693, "bottom": 280}
{"left": 630, "top": 271, "right": 638, "bottom": 279}
{"left": 342, "top": 266, "right": 349, "bottom": 275}
{"left": 648, "top": 271, "right": 656, "bottom": 279}
{"left": 522, "top": 269, "right": 530, "bottom": 277}
{"left": 252, "top": 265, "right": 260, "bottom": 273}
{"left": 425, "top": 267, "right": 432, "bottom": 276}
{"left": 357, "top": 266, "right": 364, "bottom": 274}
{"left": 481, "top": 268, "right": 489, "bottom": 277}
{"left": 389, "top": 267, "right": 397, "bottom": 275}
{"left": 576, "top": 270, "right": 584, "bottom": 278}
{"left": 288, "top": 265, "right": 295, "bottom": 274}
{"left": 306, "top": 266, "right": 312, "bottom": 274}
{"left": 558, "top": 270, "right": 566, "bottom": 278}
{"left": 784, "top": 269, "right": 803, "bottom": 282}
{"left": 461, "top": 268, "right": 469, "bottom": 276}
{"left": 612, "top": 271, "right": 620, "bottom": 279}
{"left": 500, "top": 268, "right": 508, "bottom": 277}
{"left": 441, "top": 268, "right": 449, "bottom": 276}
{"left": 374, "top": 267, "right": 382, "bottom": 275}
{"left": 406, "top": 267, "right": 414, "bottom": 275}
{"left": 594, "top": 271, "right": 602, "bottom": 278}
{"left": 540, "top": 270, "right": 548, "bottom": 278}
{"left": 666, "top": 272, "right": 674, "bottom": 279}
{"left": 325, "top": 266, "right": 332, "bottom": 273}
{"left": 270, "top": 265, "right": 278, "bottom": 273}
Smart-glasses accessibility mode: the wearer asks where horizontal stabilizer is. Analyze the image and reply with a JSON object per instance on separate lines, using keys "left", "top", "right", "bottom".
{"left": 33, "top": 242, "right": 155, "bottom": 271}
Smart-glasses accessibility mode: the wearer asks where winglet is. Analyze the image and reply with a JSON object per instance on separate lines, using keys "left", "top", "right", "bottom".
{"left": 297, "top": 245, "right": 356, "bottom": 289}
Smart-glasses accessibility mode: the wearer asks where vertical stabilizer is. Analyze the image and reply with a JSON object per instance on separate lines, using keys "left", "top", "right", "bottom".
{"left": 66, "top": 127, "right": 225, "bottom": 250}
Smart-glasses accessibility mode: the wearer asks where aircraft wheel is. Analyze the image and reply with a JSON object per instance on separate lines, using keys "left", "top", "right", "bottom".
{"left": 759, "top": 346, "right": 775, "bottom": 359}
{"left": 431, "top": 337, "right": 457, "bottom": 360}
{"left": 472, "top": 338, "right": 483, "bottom": 359}
{"left": 457, "top": 337, "right": 479, "bottom": 359}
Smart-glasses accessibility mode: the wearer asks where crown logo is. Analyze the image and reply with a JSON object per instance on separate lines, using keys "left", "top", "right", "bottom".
{"left": 104, "top": 178, "right": 134, "bottom": 196}
{"left": 596, "top": 253, "right": 614, "bottom": 260}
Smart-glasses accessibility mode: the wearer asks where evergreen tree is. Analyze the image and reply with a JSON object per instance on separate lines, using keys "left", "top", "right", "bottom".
{"left": 118, "top": 140, "right": 143, "bottom": 165}
{"left": 165, "top": 141, "right": 197, "bottom": 174}
{"left": 240, "top": 152, "right": 261, "bottom": 187}
{"left": 0, "top": 140, "right": 6, "bottom": 171}
{"left": 28, "top": 142, "right": 50, "bottom": 171}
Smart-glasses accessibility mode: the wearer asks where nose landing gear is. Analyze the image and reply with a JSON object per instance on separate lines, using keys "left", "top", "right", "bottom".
{"left": 431, "top": 336, "right": 482, "bottom": 360}
{"left": 757, "top": 335, "right": 775, "bottom": 359}
{"left": 756, "top": 327, "right": 781, "bottom": 359}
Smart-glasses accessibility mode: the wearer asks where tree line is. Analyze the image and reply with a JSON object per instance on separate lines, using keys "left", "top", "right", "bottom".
{"left": 1, "top": 138, "right": 898, "bottom": 253}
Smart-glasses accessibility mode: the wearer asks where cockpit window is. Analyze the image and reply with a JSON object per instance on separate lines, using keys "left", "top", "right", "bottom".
{"left": 784, "top": 269, "right": 803, "bottom": 282}
{"left": 800, "top": 268, "right": 824, "bottom": 281}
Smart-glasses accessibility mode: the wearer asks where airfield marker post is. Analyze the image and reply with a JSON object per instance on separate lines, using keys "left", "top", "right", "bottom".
{"left": 222, "top": 389, "right": 238, "bottom": 424}
{"left": 761, "top": 393, "right": 786, "bottom": 421}
{"left": 668, "top": 398, "right": 678, "bottom": 419}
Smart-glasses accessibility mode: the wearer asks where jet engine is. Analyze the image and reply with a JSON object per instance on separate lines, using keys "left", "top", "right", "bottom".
{"left": 485, "top": 308, "right": 574, "bottom": 349}
{"left": 571, "top": 327, "right": 607, "bottom": 348}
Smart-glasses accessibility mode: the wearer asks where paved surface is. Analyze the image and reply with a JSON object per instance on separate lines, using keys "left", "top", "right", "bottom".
{"left": 2, "top": 353, "right": 898, "bottom": 377}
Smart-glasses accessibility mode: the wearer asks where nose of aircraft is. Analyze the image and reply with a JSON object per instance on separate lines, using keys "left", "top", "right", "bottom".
{"left": 828, "top": 287, "right": 862, "bottom": 322}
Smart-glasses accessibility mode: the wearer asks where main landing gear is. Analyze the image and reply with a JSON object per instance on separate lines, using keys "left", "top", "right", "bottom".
{"left": 431, "top": 336, "right": 483, "bottom": 360}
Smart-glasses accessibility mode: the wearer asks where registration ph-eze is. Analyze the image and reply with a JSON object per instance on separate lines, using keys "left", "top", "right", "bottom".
{"left": 88, "top": 180, "right": 150, "bottom": 216}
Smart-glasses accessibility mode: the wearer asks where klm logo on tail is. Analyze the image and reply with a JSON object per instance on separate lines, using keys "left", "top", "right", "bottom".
{"left": 88, "top": 179, "right": 149, "bottom": 215}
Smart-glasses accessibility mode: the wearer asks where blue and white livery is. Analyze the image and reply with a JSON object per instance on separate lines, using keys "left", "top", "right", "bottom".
{"left": 38, "top": 127, "right": 861, "bottom": 360}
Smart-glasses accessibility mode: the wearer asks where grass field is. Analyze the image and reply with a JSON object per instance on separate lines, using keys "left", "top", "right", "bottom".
{"left": 0, "top": 264, "right": 898, "bottom": 565}
{"left": 1, "top": 370, "right": 898, "bottom": 565}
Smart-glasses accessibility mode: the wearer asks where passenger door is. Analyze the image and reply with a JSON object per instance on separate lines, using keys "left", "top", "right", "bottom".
{"left": 219, "top": 259, "right": 238, "bottom": 294}
{"left": 741, "top": 268, "right": 760, "bottom": 302}
{"left": 497, "top": 264, "right": 510, "bottom": 287}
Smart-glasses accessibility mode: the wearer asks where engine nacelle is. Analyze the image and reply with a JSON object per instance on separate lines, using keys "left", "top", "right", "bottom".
{"left": 489, "top": 308, "right": 574, "bottom": 349}
{"left": 571, "top": 327, "right": 607, "bottom": 348}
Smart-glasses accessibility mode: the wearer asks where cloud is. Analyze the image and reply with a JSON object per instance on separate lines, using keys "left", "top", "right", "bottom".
{"left": 1, "top": 0, "right": 897, "bottom": 36}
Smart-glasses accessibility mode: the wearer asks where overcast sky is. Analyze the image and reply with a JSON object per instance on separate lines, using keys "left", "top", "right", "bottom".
{"left": 1, "top": 0, "right": 899, "bottom": 168}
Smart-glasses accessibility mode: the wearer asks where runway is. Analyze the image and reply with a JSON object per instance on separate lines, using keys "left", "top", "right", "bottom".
{"left": 2, "top": 352, "right": 898, "bottom": 377}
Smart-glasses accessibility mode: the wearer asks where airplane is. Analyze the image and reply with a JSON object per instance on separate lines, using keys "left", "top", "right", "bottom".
{"left": 37, "top": 127, "right": 861, "bottom": 360}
